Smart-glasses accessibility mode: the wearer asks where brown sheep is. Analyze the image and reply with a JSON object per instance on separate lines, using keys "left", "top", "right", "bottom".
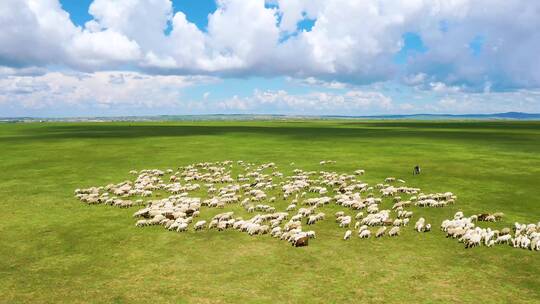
{"left": 294, "top": 236, "right": 309, "bottom": 247}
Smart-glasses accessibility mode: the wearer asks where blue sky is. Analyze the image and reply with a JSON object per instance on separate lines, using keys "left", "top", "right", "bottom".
{"left": 1, "top": 0, "right": 539, "bottom": 117}
{"left": 59, "top": 0, "right": 93, "bottom": 26}
{"left": 393, "top": 33, "right": 428, "bottom": 64}
{"left": 60, "top": 0, "right": 218, "bottom": 30}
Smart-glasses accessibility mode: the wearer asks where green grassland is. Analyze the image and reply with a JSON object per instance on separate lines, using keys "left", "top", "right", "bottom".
{"left": 1, "top": 120, "right": 540, "bottom": 303}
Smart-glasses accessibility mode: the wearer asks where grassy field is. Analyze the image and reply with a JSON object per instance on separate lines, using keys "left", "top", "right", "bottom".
{"left": 1, "top": 120, "right": 540, "bottom": 303}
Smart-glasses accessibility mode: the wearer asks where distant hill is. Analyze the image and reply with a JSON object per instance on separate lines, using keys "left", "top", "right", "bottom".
{"left": 2, "top": 112, "right": 540, "bottom": 122}
{"left": 324, "top": 112, "right": 540, "bottom": 120}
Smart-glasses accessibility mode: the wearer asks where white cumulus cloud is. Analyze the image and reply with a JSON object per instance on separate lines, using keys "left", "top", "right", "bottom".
{"left": 1, "top": 0, "right": 539, "bottom": 90}
{"left": 1, "top": 0, "right": 540, "bottom": 115}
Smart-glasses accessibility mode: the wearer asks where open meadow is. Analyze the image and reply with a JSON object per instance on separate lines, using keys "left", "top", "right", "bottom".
{"left": 1, "top": 120, "right": 540, "bottom": 303}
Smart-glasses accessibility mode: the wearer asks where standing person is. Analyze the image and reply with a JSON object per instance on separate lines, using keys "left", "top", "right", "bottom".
{"left": 413, "top": 165, "right": 421, "bottom": 175}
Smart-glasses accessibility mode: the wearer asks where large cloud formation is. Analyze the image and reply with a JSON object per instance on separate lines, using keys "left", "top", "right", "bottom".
{"left": 1, "top": 0, "right": 539, "bottom": 91}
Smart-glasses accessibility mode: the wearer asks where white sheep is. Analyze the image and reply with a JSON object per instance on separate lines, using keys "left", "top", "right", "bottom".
{"left": 286, "top": 204, "right": 296, "bottom": 211}
{"left": 376, "top": 227, "right": 387, "bottom": 238}
{"left": 176, "top": 222, "right": 188, "bottom": 232}
{"left": 194, "top": 220, "right": 206, "bottom": 231}
{"left": 415, "top": 217, "right": 425, "bottom": 232}
{"left": 343, "top": 230, "right": 352, "bottom": 240}
{"left": 135, "top": 219, "right": 148, "bottom": 227}
{"left": 388, "top": 226, "right": 400, "bottom": 236}
{"left": 354, "top": 169, "right": 365, "bottom": 175}
{"left": 359, "top": 229, "right": 371, "bottom": 238}
{"left": 339, "top": 216, "right": 352, "bottom": 228}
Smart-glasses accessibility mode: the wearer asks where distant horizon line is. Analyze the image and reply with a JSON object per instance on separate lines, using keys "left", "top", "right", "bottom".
{"left": 2, "top": 112, "right": 540, "bottom": 121}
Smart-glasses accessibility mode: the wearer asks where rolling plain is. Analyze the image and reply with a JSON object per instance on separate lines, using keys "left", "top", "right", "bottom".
{"left": 1, "top": 120, "right": 539, "bottom": 303}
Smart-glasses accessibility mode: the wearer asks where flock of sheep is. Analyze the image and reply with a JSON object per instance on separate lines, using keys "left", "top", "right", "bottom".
{"left": 442, "top": 212, "right": 540, "bottom": 250}
{"left": 74, "top": 160, "right": 540, "bottom": 251}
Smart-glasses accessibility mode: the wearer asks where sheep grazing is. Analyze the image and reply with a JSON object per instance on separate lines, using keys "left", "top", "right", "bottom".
{"left": 500, "top": 227, "right": 511, "bottom": 236}
{"left": 306, "top": 213, "right": 324, "bottom": 225}
{"left": 393, "top": 219, "right": 404, "bottom": 227}
{"left": 359, "top": 229, "right": 371, "bottom": 239}
{"left": 493, "top": 212, "right": 504, "bottom": 220}
{"left": 338, "top": 216, "right": 352, "bottom": 228}
{"left": 271, "top": 227, "right": 282, "bottom": 238}
{"left": 77, "top": 160, "right": 538, "bottom": 252}
{"left": 367, "top": 204, "right": 379, "bottom": 214}
{"left": 293, "top": 235, "right": 309, "bottom": 247}
{"left": 462, "top": 228, "right": 483, "bottom": 248}
{"left": 306, "top": 215, "right": 317, "bottom": 225}
{"left": 394, "top": 218, "right": 405, "bottom": 226}
{"left": 361, "top": 210, "right": 391, "bottom": 226}
{"left": 335, "top": 211, "right": 345, "bottom": 218}
{"left": 354, "top": 169, "right": 365, "bottom": 175}
{"left": 441, "top": 213, "right": 540, "bottom": 251}
{"left": 286, "top": 204, "right": 296, "bottom": 211}
{"left": 319, "top": 160, "right": 336, "bottom": 165}
{"left": 194, "top": 220, "right": 206, "bottom": 231}
{"left": 477, "top": 212, "right": 504, "bottom": 222}
{"left": 485, "top": 215, "right": 496, "bottom": 222}
{"left": 176, "top": 222, "right": 188, "bottom": 232}
{"left": 396, "top": 210, "right": 412, "bottom": 220}
{"left": 388, "top": 226, "right": 400, "bottom": 237}
{"left": 415, "top": 218, "right": 426, "bottom": 232}
{"left": 376, "top": 227, "right": 387, "bottom": 238}
{"left": 135, "top": 219, "right": 148, "bottom": 227}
